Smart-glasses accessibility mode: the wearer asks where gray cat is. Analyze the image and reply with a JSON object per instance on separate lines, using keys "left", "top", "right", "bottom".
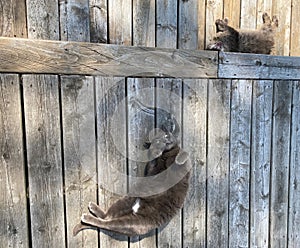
{"left": 73, "top": 131, "right": 191, "bottom": 237}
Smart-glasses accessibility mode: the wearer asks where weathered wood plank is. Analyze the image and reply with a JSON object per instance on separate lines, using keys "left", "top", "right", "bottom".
{"left": 256, "top": 0, "right": 272, "bottom": 27}
{"left": 270, "top": 81, "right": 292, "bottom": 248}
{"left": 127, "top": 79, "right": 156, "bottom": 247}
{"left": 133, "top": 0, "right": 155, "bottom": 47}
{"left": 90, "top": 0, "right": 108, "bottom": 43}
{"left": 219, "top": 52, "right": 300, "bottom": 80}
{"left": 0, "top": 0, "right": 27, "bottom": 37}
{"left": 23, "top": 75, "right": 66, "bottom": 247}
{"left": 108, "top": 0, "right": 132, "bottom": 45}
{"left": 59, "top": 0, "right": 90, "bottom": 42}
{"left": 207, "top": 79, "right": 230, "bottom": 248}
{"left": 240, "top": 0, "right": 257, "bottom": 29}
{"left": 156, "top": 79, "right": 183, "bottom": 248}
{"left": 61, "top": 76, "right": 98, "bottom": 247}
{"left": 178, "top": 0, "right": 198, "bottom": 50}
{"left": 59, "top": 1, "right": 98, "bottom": 246}
{"left": 290, "top": 0, "right": 300, "bottom": 56}
{"left": 95, "top": 77, "right": 128, "bottom": 247}
{"left": 205, "top": 0, "right": 223, "bottom": 46}
{"left": 156, "top": 0, "right": 177, "bottom": 48}
{"left": 250, "top": 80, "right": 273, "bottom": 248}
{"left": 182, "top": 79, "right": 207, "bottom": 248}
{"left": 288, "top": 81, "right": 300, "bottom": 247}
{"left": 0, "top": 37, "right": 218, "bottom": 78}
{"left": 26, "top": 0, "right": 59, "bottom": 40}
{"left": 224, "top": 0, "right": 241, "bottom": 28}
{"left": 0, "top": 74, "right": 29, "bottom": 248}
{"left": 197, "top": 0, "right": 207, "bottom": 49}
{"left": 229, "top": 80, "right": 252, "bottom": 248}
{"left": 272, "top": 0, "right": 291, "bottom": 55}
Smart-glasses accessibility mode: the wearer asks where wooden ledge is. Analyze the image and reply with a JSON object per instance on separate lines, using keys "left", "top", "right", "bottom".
{"left": 0, "top": 37, "right": 218, "bottom": 78}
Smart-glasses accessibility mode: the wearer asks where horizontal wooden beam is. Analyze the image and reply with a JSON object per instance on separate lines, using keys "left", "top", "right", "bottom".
{"left": 219, "top": 52, "right": 300, "bottom": 80}
{"left": 0, "top": 37, "right": 218, "bottom": 78}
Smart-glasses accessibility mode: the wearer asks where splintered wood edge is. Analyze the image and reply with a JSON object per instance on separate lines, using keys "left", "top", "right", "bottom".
{"left": 0, "top": 37, "right": 218, "bottom": 78}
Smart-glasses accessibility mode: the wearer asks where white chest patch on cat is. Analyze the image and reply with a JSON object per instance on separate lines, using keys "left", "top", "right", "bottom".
{"left": 132, "top": 198, "right": 141, "bottom": 214}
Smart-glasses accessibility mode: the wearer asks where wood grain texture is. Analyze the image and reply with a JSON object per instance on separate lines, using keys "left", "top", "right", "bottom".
{"left": 240, "top": 0, "right": 257, "bottom": 29}
{"left": 290, "top": 0, "right": 300, "bottom": 56}
{"left": 0, "top": 74, "right": 29, "bottom": 248}
{"left": 23, "top": 75, "right": 66, "bottom": 248}
{"left": 156, "top": 79, "right": 183, "bottom": 248}
{"left": 0, "top": 0, "right": 27, "bottom": 38}
{"left": 271, "top": 0, "right": 291, "bottom": 56}
{"left": 207, "top": 79, "right": 231, "bottom": 248}
{"left": 197, "top": 0, "right": 207, "bottom": 49}
{"left": 224, "top": 0, "right": 241, "bottom": 28}
{"left": 59, "top": 0, "right": 90, "bottom": 42}
{"left": 178, "top": 0, "right": 198, "bottom": 50}
{"left": 229, "top": 80, "right": 252, "bottom": 248}
{"left": 133, "top": 0, "right": 155, "bottom": 47}
{"left": 26, "top": 0, "right": 59, "bottom": 40}
{"left": 95, "top": 77, "right": 128, "bottom": 247}
{"left": 108, "top": 0, "right": 132, "bottom": 45}
{"left": 205, "top": 0, "right": 223, "bottom": 47}
{"left": 156, "top": 0, "right": 177, "bottom": 48}
{"left": 90, "top": 0, "right": 108, "bottom": 43}
{"left": 270, "top": 81, "right": 292, "bottom": 248}
{"left": 0, "top": 37, "right": 218, "bottom": 78}
{"left": 182, "top": 79, "right": 207, "bottom": 248}
{"left": 61, "top": 76, "right": 98, "bottom": 247}
{"left": 250, "top": 80, "right": 273, "bottom": 248}
{"left": 127, "top": 79, "right": 156, "bottom": 247}
{"left": 288, "top": 81, "right": 300, "bottom": 247}
{"left": 219, "top": 52, "right": 300, "bottom": 80}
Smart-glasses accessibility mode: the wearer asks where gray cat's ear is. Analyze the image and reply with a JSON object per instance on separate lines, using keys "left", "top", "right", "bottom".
{"left": 175, "top": 150, "right": 189, "bottom": 165}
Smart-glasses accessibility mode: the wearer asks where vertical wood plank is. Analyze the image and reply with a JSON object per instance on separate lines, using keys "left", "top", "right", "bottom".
{"left": 60, "top": 0, "right": 90, "bottom": 42}
{"left": 270, "top": 81, "right": 292, "bottom": 248}
{"left": 156, "top": 0, "right": 177, "bottom": 48}
{"left": 127, "top": 78, "right": 156, "bottom": 247}
{"left": 108, "top": 0, "right": 132, "bottom": 45}
{"left": 0, "top": 1, "right": 29, "bottom": 247}
{"left": 23, "top": 75, "right": 65, "bottom": 248}
{"left": 96, "top": 77, "right": 128, "bottom": 248}
{"left": 156, "top": 79, "right": 182, "bottom": 248}
{"left": 133, "top": 0, "right": 155, "bottom": 47}
{"left": 290, "top": 0, "right": 300, "bottom": 56}
{"left": 250, "top": 80, "right": 273, "bottom": 248}
{"left": 0, "top": 0, "right": 27, "bottom": 37}
{"left": 197, "top": 0, "right": 207, "bottom": 49}
{"left": 288, "top": 81, "right": 300, "bottom": 247}
{"left": 229, "top": 80, "right": 252, "bottom": 248}
{"left": 0, "top": 75, "right": 29, "bottom": 248}
{"left": 207, "top": 80, "right": 231, "bottom": 248}
{"left": 61, "top": 76, "right": 98, "bottom": 247}
{"left": 271, "top": 1, "right": 292, "bottom": 55}
{"left": 178, "top": 2, "right": 206, "bottom": 247}
{"left": 223, "top": 0, "right": 241, "bottom": 28}
{"left": 178, "top": 0, "right": 198, "bottom": 50}
{"left": 182, "top": 79, "right": 207, "bottom": 248}
{"left": 205, "top": 0, "right": 223, "bottom": 47}
{"left": 58, "top": 1, "right": 98, "bottom": 247}
{"left": 240, "top": 0, "right": 257, "bottom": 29}
{"left": 90, "top": 0, "right": 108, "bottom": 43}
{"left": 26, "top": 0, "right": 60, "bottom": 40}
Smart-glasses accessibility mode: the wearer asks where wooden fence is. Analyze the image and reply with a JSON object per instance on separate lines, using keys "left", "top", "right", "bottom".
{"left": 1, "top": 1, "right": 300, "bottom": 248}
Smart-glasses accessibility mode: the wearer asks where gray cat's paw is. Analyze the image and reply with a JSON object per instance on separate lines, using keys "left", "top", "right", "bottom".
{"left": 175, "top": 150, "right": 189, "bottom": 165}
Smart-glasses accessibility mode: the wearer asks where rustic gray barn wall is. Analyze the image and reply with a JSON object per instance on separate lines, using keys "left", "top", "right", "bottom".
{"left": 0, "top": 1, "right": 300, "bottom": 248}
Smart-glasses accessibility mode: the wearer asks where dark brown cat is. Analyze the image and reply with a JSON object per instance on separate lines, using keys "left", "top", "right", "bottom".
{"left": 207, "top": 13, "right": 278, "bottom": 54}
{"left": 73, "top": 131, "right": 191, "bottom": 237}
